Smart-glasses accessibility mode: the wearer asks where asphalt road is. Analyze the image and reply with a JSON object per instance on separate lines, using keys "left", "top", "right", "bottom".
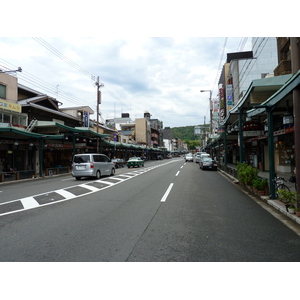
{"left": 1, "top": 158, "right": 300, "bottom": 262}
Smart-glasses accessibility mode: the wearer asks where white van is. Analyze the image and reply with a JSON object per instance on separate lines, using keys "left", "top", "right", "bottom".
{"left": 71, "top": 153, "right": 115, "bottom": 180}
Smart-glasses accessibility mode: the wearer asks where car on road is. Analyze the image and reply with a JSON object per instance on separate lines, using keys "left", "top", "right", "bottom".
{"left": 185, "top": 153, "right": 194, "bottom": 162}
{"left": 198, "top": 153, "right": 210, "bottom": 164}
{"left": 127, "top": 157, "right": 145, "bottom": 168}
{"left": 195, "top": 152, "right": 207, "bottom": 163}
{"left": 200, "top": 157, "right": 218, "bottom": 170}
{"left": 166, "top": 154, "right": 172, "bottom": 159}
{"left": 111, "top": 158, "right": 125, "bottom": 168}
{"left": 71, "top": 153, "right": 115, "bottom": 180}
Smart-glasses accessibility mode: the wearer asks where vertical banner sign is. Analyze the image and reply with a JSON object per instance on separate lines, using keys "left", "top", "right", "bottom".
{"left": 219, "top": 84, "right": 225, "bottom": 123}
{"left": 84, "top": 111, "right": 89, "bottom": 127}
{"left": 226, "top": 84, "right": 233, "bottom": 113}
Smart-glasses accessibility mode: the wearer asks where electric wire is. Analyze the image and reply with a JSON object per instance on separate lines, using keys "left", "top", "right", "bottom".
{"left": 32, "top": 37, "right": 129, "bottom": 112}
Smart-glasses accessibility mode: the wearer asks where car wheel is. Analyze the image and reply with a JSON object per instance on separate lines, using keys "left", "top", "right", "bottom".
{"left": 96, "top": 170, "right": 101, "bottom": 179}
{"left": 110, "top": 168, "right": 115, "bottom": 176}
{"left": 75, "top": 177, "right": 81, "bottom": 180}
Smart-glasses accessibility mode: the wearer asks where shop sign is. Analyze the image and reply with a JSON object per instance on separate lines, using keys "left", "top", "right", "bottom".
{"left": 0, "top": 99, "right": 21, "bottom": 113}
{"left": 243, "top": 130, "right": 263, "bottom": 137}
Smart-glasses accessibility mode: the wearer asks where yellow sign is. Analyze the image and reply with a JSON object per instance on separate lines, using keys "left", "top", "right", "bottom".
{"left": 0, "top": 99, "right": 22, "bottom": 113}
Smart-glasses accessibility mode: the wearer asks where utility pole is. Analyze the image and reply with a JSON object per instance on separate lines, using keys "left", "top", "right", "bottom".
{"left": 96, "top": 76, "right": 104, "bottom": 153}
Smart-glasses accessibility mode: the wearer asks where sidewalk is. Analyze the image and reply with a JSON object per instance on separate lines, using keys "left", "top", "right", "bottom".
{"left": 219, "top": 167, "right": 300, "bottom": 227}
{"left": 258, "top": 170, "right": 296, "bottom": 192}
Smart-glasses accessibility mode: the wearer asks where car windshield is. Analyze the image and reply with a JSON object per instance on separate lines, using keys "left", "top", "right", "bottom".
{"left": 128, "top": 157, "right": 139, "bottom": 160}
{"left": 203, "top": 157, "right": 212, "bottom": 161}
{"left": 186, "top": 154, "right": 193, "bottom": 157}
{"left": 74, "top": 155, "right": 90, "bottom": 163}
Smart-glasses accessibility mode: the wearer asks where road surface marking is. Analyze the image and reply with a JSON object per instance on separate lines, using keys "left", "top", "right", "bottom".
{"left": 56, "top": 189, "right": 77, "bottom": 199}
{"left": 161, "top": 183, "right": 174, "bottom": 202}
{"left": 0, "top": 160, "right": 182, "bottom": 217}
{"left": 176, "top": 171, "right": 180, "bottom": 176}
{"left": 79, "top": 184, "right": 101, "bottom": 192}
{"left": 20, "top": 197, "right": 39, "bottom": 209}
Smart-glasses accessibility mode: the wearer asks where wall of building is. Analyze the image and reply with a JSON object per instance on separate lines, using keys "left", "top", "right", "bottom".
{"left": 0, "top": 73, "right": 18, "bottom": 102}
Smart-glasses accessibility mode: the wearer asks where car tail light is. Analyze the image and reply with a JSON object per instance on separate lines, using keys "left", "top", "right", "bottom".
{"left": 90, "top": 162, "right": 94, "bottom": 168}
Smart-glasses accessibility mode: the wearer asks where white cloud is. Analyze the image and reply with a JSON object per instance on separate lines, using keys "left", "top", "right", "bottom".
{"left": 0, "top": 36, "right": 252, "bottom": 127}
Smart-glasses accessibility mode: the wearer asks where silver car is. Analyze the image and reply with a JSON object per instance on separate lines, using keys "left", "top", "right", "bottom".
{"left": 71, "top": 153, "right": 115, "bottom": 180}
{"left": 185, "top": 153, "right": 194, "bottom": 162}
{"left": 195, "top": 152, "right": 206, "bottom": 163}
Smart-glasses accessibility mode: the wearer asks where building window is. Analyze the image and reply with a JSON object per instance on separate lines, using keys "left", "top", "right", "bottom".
{"left": 0, "top": 84, "right": 6, "bottom": 99}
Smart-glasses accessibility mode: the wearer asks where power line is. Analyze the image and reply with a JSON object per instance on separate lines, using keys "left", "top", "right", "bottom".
{"left": 32, "top": 37, "right": 95, "bottom": 82}
{"left": 32, "top": 38, "right": 128, "bottom": 111}
{"left": 0, "top": 58, "right": 92, "bottom": 107}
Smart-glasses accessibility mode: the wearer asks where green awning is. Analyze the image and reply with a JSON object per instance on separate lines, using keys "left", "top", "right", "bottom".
{"left": 247, "top": 70, "right": 300, "bottom": 117}
{"left": 35, "top": 121, "right": 110, "bottom": 138}
{"left": 0, "top": 127, "right": 64, "bottom": 140}
{"left": 222, "top": 74, "right": 292, "bottom": 125}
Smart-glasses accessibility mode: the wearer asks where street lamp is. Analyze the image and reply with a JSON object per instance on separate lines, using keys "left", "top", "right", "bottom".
{"left": 200, "top": 89, "right": 213, "bottom": 136}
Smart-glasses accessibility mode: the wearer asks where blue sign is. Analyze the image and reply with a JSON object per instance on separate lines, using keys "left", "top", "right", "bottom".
{"left": 84, "top": 112, "right": 89, "bottom": 127}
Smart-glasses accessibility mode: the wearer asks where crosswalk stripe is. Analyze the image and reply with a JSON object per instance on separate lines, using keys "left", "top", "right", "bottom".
{"left": 20, "top": 197, "right": 39, "bottom": 209}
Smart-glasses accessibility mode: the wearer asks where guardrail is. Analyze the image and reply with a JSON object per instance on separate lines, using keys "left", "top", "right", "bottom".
{"left": 46, "top": 166, "right": 70, "bottom": 176}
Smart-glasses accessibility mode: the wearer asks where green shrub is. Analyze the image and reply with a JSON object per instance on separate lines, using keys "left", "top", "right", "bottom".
{"left": 252, "top": 177, "right": 267, "bottom": 191}
{"left": 277, "top": 189, "right": 297, "bottom": 205}
{"left": 237, "top": 163, "right": 259, "bottom": 186}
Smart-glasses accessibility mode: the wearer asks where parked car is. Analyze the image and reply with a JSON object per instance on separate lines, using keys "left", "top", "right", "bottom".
{"left": 111, "top": 158, "right": 125, "bottom": 168}
{"left": 166, "top": 154, "right": 172, "bottom": 159}
{"left": 200, "top": 157, "right": 218, "bottom": 170}
{"left": 195, "top": 152, "right": 207, "bottom": 163}
{"left": 198, "top": 153, "right": 210, "bottom": 164}
{"left": 71, "top": 153, "right": 115, "bottom": 180}
{"left": 185, "top": 153, "right": 194, "bottom": 162}
{"left": 127, "top": 157, "right": 145, "bottom": 168}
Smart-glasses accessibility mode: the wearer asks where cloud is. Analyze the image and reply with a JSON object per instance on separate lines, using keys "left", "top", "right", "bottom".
{"left": 0, "top": 37, "right": 251, "bottom": 128}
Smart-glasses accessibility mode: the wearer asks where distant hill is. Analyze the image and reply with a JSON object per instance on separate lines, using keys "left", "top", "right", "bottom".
{"left": 171, "top": 125, "right": 209, "bottom": 141}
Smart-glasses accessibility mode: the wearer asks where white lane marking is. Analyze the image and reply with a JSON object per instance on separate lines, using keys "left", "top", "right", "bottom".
{"left": 0, "top": 159, "right": 182, "bottom": 216}
{"left": 80, "top": 184, "right": 101, "bottom": 192}
{"left": 56, "top": 189, "right": 77, "bottom": 199}
{"left": 181, "top": 166, "right": 183, "bottom": 169}
{"left": 176, "top": 171, "right": 180, "bottom": 176}
{"left": 161, "top": 183, "right": 174, "bottom": 203}
{"left": 94, "top": 180, "right": 115, "bottom": 186}
{"left": 20, "top": 197, "right": 39, "bottom": 209}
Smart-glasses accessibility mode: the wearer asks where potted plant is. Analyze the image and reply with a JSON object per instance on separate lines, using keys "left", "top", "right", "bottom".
{"left": 237, "top": 163, "right": 258, "bottom": 188}
{"left": 277, "top": 189, "right": 297, "bottom": 213}
{"left": 252, "top": 177, "right": 267, "bottom": 195}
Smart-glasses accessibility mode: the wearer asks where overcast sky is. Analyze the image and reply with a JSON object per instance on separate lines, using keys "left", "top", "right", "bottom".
{"left": 0, "top": 37, "right": 253, "bottom": 127}
{"left": 1, "top": 2, "right": 293, "bottom": 129}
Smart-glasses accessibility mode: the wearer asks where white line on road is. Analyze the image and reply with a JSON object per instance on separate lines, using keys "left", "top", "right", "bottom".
{"left": 56, "top": 189, "right": 77, "bottom": 199}
{"left": 80, "top": 184, "right": 101, "bottom": 192}
{"left": 20, "top": 197, "right": 39, "bottom": 209}
{"left": 161, "top": 183, "right": 174, "bottom": 202}
{"left": 176, "top": 171, "right": 180, "bottom": 176}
